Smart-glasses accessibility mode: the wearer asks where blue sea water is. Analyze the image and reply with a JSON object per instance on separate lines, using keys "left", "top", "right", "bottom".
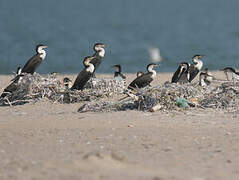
{"left": 0, "top": 0, "right": 238, "bottom": 74}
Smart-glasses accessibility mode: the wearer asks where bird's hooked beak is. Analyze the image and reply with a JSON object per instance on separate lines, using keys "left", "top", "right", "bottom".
{"left": 41, "top": 45, "right": 48, "bottom": 49}
{"left": 199, "top": 55, "right": 206, "bottom": 59}
{"left": 87, "top": 56, "right": 95, "bottom": 64}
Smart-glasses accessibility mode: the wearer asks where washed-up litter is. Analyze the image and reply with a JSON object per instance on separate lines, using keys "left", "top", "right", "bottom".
{"left": 0, "top": 74, "right": 238, "bottom": 113}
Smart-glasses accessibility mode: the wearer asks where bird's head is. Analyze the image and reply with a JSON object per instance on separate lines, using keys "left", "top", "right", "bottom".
{"left": 192, "top": 54, "right": 205, "bottom": 61}
{"left": 83, "top": 56, "right": 94, "bottom": 66}
{"left": 180, "top": 62, "right": 190, "bottom": 70}
{"left": 16, "top": 66, "right": 22, "bottom": 75}
{"left": 147, "top": 63, "right": 159, "bottom": 70}
{"left": 94, "top": 43, "right": 105, "bottom": 52}
{"left": 137, "top": 71, "right": 144, "bottom": 77}
{"left": 112, "top": 64, "right": 121, "bottom": 72}
{"left": 36, "top": 44, "right": 47, "bottom": 53}
{"left": 63, "top": 77, "right": 72, "bottom": 84}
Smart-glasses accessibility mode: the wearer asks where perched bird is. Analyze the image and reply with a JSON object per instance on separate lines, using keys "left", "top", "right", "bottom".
{"left": 90, "top": 43, "right": 105, "bottom": 74}
{"left": 171, "top": 62, "right": 190, "bottom": 84}
{"left": 128, "top": 63, "right": 158, "bottom": 89}
{"left": 112, "top": 64, "right": 126, "bottom": 80}
{"left": 0, "top": 67, "right": 24, "bottom": 98}
{"left": 71, "top": 56, "right": 95, "bottom": 90}
{"left": 21, "top": 44, "right": 48, "bottom": 74}
{"left": 136, "top": 71, "right": 144, "bottom": 77}
{"left": 221, "top": 67, "right": 239, "bottom": 81}
{"left": 188, "top": 55, "right": 204, "bottom": 82}
{"left": 199, "top": 68, "right": 213, "bottom": 86}
{"left": 63, "top": 77, "right": 73, "bottom": 89}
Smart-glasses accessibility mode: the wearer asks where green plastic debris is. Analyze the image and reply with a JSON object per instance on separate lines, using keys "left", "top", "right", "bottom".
{"left": 175, "top": 97, "right": 188, "bottom": 108}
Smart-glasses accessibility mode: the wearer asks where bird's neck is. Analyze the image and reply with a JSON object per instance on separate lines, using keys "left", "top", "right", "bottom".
{"left": 86, "top": 63, "right": 95, "bottom": 73}
{"left": 148, "top": 66, "right": 156, "bottom": 78}
{"left": 38, "top": 48, "right": 46, "bottom": 60}
{"left": 96, "top": 48, "right": 105, "bottom": 58}
{"left": 193, "top": 59, "right": 203, "bottom": 70}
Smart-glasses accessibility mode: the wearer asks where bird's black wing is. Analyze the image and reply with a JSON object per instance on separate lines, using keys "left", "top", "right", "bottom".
{"left": 119, "top": 73, "right": 126, "bottom": 79}
{"left": 128, "top": 73, "right": 153, "bottom": 89}
{"left": 0, "top": 80, "right": 19, "bottom": 98}
{"left": 171, "top": 65, "right": 182, "bottom": 83}
{"left": 177, "top": 69, "right": 189, "bottom": 84}
{"left": 188, "top": 65, "right": 199, "bottom": 82}
{"left": 71, "top": 68, "right": 92, "bottom": 90}
{"left": 22, "top": 54, "right": 42, "bottom": 74}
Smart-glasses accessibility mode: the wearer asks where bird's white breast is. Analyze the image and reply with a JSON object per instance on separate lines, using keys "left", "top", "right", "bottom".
{"left": 86, "top": 64, "right": 95, "bottom": 73}
{"left": 194, "top": 60, "right": 203, "bottom": 70}
{"left": 38, "top": 49, "right": 46, "bottom": 60}
{"left": 98, "top": 48, "right": 105, "bottom": 57}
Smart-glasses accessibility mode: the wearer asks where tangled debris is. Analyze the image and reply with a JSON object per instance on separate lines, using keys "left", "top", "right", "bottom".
{"left": 77, "top": 81, "right": 239, "bottom": 113}
{"left": 0, "top": 74, "right": 126, "bottom": 106}
{"left": 0, "top": 74, "right": 238, "bottom": 113}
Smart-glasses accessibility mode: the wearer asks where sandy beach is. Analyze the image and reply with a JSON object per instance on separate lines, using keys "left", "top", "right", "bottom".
{"left": 0, "top": 72, "right": 239, "bottom": 180}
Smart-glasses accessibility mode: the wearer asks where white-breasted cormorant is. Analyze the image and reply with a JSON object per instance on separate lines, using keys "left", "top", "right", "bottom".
{"left": 188, "top": 55, "right": 204, "bottom": 82}
{"left": 71, "top": 56, "right": 95, "bottom": 90}
{"left": 128, "top": 63, "right": 158, "bottom": 89}
{"left": 90, "top": 43, "right": 105, "bottom": 74}
{"left": 21, "top": 44, "right": 47, "bottom": 74}
{"left": 171, "top": 62, "right": 190, "bottom": 84}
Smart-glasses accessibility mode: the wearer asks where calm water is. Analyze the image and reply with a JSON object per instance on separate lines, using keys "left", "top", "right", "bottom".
{"left": 0, "top": 0, "right": 239, "bottom": 74}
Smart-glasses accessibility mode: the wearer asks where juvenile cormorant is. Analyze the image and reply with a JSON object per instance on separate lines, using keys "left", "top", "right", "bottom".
{"left": 221, "top": 67, "right": 239, "bottom": 81}
{"left": 21, "top": 44, "right": 47, "bottom": 74}
{"left": 188, "top": 55, "right": 204, "bottom": 82}
{"left": 71, "top": 56, "right": 95, "bottom": 90}
{"left": 128, "top": 63, "right": 158, "bottom": 89}
{"left": 199, "top": 68, "right": 213, "bottom": 86}
{"left": 113, "top": 64, "right": 126, "bottom": 80}
{"left": 63, "top": 77, "right": 73, "bottom": 89}
{"left": 171, "top": 62, "right": 190, "bottom": 84}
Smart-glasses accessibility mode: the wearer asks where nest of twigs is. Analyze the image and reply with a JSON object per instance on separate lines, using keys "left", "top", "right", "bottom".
{"left": 0, "top": 74, "right": 238, "bottom": 113}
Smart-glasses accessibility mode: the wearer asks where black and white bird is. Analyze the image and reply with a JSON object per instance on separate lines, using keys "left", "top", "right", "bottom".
{"left": 199, "top": 68, "right": 213, "bottom": 86}
{"left": 63, "top": 77, "right": 73, "bottom": 89}
{"left": 0, "top": 67, "right": 24, "bottom": 98}
{"left": 171, "top": 62, "right": 190, "bottom": 84}
{"left": 188, "top": 55, "right": 204, "bottom": 82}
{"left": 90, "top": 43, "right": 105, "bottom": 74}
{"left": 113, "top": 64, "right": 126, "bottom": 80}
{"left": 21, "top": 44, "right": 48, "bottom": 74}
{"left": 221, "top": 67, "right": 239, "bottom": 81}
{"left": 71, "top": 56, "right": 95, "bottom": 90}
{"left": 128, "top": 63, "right": 158, "bottom": 90}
